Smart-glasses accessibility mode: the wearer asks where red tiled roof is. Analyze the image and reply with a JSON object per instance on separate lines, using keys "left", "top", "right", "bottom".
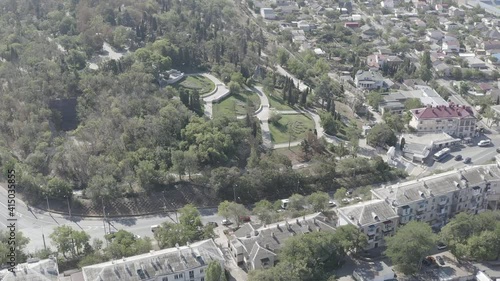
{"left": 411, "top": 104, "right": 474, "bottom": 119}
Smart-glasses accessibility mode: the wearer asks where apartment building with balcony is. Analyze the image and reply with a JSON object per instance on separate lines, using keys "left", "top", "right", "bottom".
{"left": 408, "top": 103, "right": 476, "bottom": 137}
{"left": 371, "top": 160, "right": 500, "bottom": 232}
{"left": 337, "top": 199, "right": 399, "bottom": 249}
{"left": 229, "top": 213, "right": 336, "bottom": 270}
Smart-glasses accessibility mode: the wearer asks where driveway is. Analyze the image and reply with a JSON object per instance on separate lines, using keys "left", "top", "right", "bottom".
{"left": 213, "top": 226, "right": 248, "bottom": 281}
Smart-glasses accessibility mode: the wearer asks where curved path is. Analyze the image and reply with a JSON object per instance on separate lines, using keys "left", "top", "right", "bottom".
{"left": 186, "top": 73, "right": 229, "bottom": 119}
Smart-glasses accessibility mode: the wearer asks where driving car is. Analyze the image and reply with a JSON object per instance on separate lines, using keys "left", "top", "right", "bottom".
{"left": 221, "top": 219, "right": 232, "bottom": 226}
{"left": 454, "top": 155, "right": 462, "bottom": 161}
{"left": 328, "top": 200, "right": 337, "bottom": 207}
{"left": 478, "top": 140, "right": 491, "bottom": 147}
{"left": 437, "top": 242, "right": 447, "bottom": 250}
{"left": 464, "top": 157, "right": 471, "bottom": 164}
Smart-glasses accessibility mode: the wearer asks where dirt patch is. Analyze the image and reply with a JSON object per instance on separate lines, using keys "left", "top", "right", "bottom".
{"left": 334, "top": 101, "right": 363, "bottom": 128}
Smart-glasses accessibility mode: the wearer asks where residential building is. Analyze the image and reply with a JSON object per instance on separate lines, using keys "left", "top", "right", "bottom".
{"left": 260, "top": 8, "right": 276, "bottom": 19}
{"left": 408, "top": 104, "right": 476, "bottom": 137}
{"left": 381, "top": 0, "right": 394, "bottom": 9}
{"left": 480, "top": 40, "right": 500, "bottom": 51}
{"left": 466, "top": 56, "right": 487, "bottom": 69}
{"left": 81, "top": 239, "right": 224, "bottom": 281}
{"left": 379, "top": 85, "right": 448, "bottom": 115}
{"left": 444, "top": 21, "right": 460, "bottom": 31}
{"left": 228, "top": 213, "right": 336, "bottom": 270}
{"left": 442, "top": 36, "right": 460, "bottom": 53}
{"left": 372, "top": 160, "right": 500, "bottom": 231}
{"left": 366, "top": 54, "right": 402, "bottom": 69}
{"left": 0, "top": 258, "right": 59, "bottom": 281}
{"left": 354, "top": 69, "right": 386, "bottom": 90}
{"left": 433, "top": 61, "right": 452, "bottom": 77}
{"left": 449, "top": 6, "right": 465, "bottom": 17}
{"left": 400, "top": 133, "right": 461, "bottom": 163}
{"left": 344, "top": 22, "right": 360, "bottom": 28}
{"left": 337, "top": 199, "right": 399, "bottom": 249}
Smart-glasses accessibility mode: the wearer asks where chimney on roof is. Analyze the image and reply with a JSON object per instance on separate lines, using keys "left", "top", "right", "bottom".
{"left": 271, "top": 232, "right": 276, "bottom": 239}
{"left": 303, "top": 215, "right": 306, "bottom": 222}
{"left": 265, "top": 244, "right": 270, "bottom": 249}
{"left": 254, "top": 230, "right": 259, "bottom": 236}
{"left": 313, "top": 218, "right": 317, "bottom": 225}
{"left": 308, "top": 225, "right": 312, "bottom": 232}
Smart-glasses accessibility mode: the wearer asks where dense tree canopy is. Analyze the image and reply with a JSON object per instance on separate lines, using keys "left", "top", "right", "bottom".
{"left": 385, "top": 221, "right": 436, "bottom": 275}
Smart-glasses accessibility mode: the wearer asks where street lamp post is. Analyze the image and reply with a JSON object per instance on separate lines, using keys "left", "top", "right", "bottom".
{"left": 233, "top": 184, "right": 238, "bottom": 202}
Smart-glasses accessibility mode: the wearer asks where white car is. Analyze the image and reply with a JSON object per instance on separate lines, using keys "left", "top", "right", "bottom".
{"left": 221, "top": 219, "right": 232, "bottom": 226}
{"left": 328, "top": 200, "right": 337, "bottom": 207}
{"left": 478, "top": 140, "right": 491, "bottom": 147}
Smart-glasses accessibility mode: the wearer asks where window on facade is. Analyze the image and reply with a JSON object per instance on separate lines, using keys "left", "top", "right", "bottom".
{"left": 189, "top": 271, "right": 194, "bottom": 278}
{"left": 201, "top": 278, "right": 205, "bottom": 281}
{"left": 174, "top": 275, "right": 179, "bottom": 279}
{"left": 430, "top": 214, "right": 433, "bottom": 218}
{"left": 162, "top": 278, "right": 168, "bottom": 281}
{"left": 200, "top": 269, "right": 204, "bottom": 274}
{"left": 465, "top": 204, "right": 467, "bottom": 208}
{"left": 179, "top": 274, "right": 183, "bottom": 278}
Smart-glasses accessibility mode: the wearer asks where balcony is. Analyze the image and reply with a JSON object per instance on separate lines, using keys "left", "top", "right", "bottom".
{"left": 367, "top": 235, "right": 375, "bottom": 242}
{"left": 417, "top": 204, "right": 426, "bottom": 212}
{"left": 439, "top": 198, "right": 448, "bottom": 206}
{"left": 472, "top": 186, "right": 481, "bottom": 196}
{"left": 367, "top": 226, "right": 377, "bottom": 235}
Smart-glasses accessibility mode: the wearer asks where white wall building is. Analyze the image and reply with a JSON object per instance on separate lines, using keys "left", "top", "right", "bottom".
{"left": 408, "top": 104, "right": 476, "bottom": 137}
{"left": 82, "top": 239, "right": 224, "bottom": 281}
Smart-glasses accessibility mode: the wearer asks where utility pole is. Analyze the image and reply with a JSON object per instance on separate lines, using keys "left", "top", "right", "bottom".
{"left": 45, "top": 196, "right": 50, "bottom": 213}
{"left": 66, "top": 196, "right": 72, "bottom": 218}
{"left": 41, "top": 225, "right": 47, "bottom": 251}
{"left": 233, "top": 184, "right": 238, "bottom": 202}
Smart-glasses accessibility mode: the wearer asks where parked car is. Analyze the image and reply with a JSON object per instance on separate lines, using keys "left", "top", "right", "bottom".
{"left": 454, "top": 155, "right": 462, "bottom": 161}
{"left": 464, "top": 157, "right": 471, "bottom": 164}
{"left": 437, "top": 242, "right": 447, "bottom": 250}
{"left": 478, "top": 140, "right": 491, "bottom": 147}
{"left": 150, "top": 225, "right": 160, "bottom": 232}
{"left": 207, "top": 222, "right": 218, "bottom": 227}
{"left": 221, "top": 219, "right": 232, "bottom": 226}
{"left": 436, "top": 256, "right": 445, "bottom": 265}
{"left": 328, "top": 200, "right": 337, "bottom": 207}
{"left": 239, "top": 216, "right": 251, "bottom": 222}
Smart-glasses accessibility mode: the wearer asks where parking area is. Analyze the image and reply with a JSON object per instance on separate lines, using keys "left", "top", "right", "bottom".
{"left": 428, "top": 133, "right": 500, "bottom": 172}
{"left": 418, "top": 251, "right": 475, "bottom": 280}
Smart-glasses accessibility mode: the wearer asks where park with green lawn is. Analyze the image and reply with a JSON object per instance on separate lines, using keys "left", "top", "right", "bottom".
{"left": 269, "top": 113, "right": 315, "bottom": 143}
{"left": 174, "top": 75, "right": 215, "bottom": 95}
{"left": 212, "top": 90, "right": 261, "bottom": 118}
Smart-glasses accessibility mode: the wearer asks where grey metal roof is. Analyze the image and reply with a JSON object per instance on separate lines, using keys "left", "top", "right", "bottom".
{"left": 0, "top": 258, "right": 59, "bottom": 281}
{"left": 231, "top": 213, "right": 336, "bottom": 261}
{"left": 337, "top": 199, "right": 399, "bottom": 226}
{"left": 82, "top": 239, "right": 223, "bottom": 281}
{"left": 372, "top": 164, "right": 500, "bottom": 206}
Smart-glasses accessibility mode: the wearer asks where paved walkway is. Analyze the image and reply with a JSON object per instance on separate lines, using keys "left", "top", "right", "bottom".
{"left": 214, "top": 227, "right": 248, "bottom": 281}
{"left": 198, "top": 73, "right": 344, "bottom": 150}
{"left": 199, "top": 73, "right": 230, "bottom": 118}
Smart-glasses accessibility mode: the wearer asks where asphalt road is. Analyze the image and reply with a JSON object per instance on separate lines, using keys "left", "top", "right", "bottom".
{"left": 0, "top": 186, "right": 223, "bottom": 253}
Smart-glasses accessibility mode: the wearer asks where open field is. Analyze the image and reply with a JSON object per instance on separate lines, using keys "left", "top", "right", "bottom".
{"left": 213, "top": 91, "right": 260, "bottom": 117}
{"left": 269, "top": 114, "right": 315, "bottom": 143}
